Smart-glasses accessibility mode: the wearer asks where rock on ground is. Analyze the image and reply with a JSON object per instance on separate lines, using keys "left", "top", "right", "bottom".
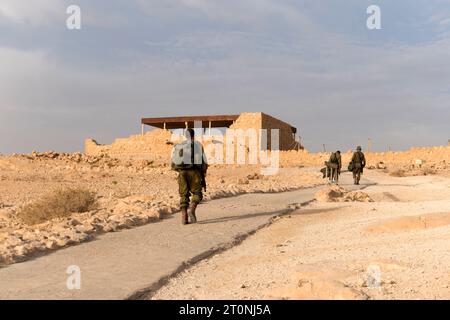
{"left": 315, "top": 185, "right": 373, "bottom": 203}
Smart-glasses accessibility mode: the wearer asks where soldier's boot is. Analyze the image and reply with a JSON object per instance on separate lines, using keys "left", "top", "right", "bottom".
{"left": 188, "top": 203, "right": 198, "bottom": 224}
{"left": 181, "top": 208, "right": 189, "bottom": 225}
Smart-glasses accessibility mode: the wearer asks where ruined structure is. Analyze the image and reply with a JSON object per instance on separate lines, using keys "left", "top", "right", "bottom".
{"left": 85, "top": 112, "right": 302, "bottom": 162}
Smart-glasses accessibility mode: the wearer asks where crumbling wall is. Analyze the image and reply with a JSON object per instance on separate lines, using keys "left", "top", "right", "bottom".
{"left": 230, "top": 112, "right": 263, "bottom": 131}
{"left": 85, "top": 130, "right": 178, "bottom": 162}
{"left": 279, "top": 146, "right": 450, "bottom": 170}
{"left": 261, "top": 113, "right": 301, "bottom": 151}
{"left": 229, "top": 112, "right": 301, "bottom": 151}
{"left": 86, "top": 128, "right": 450, "bottom": 171}
{"left": 85, "top": 112, "right": 301, "bottom": 163}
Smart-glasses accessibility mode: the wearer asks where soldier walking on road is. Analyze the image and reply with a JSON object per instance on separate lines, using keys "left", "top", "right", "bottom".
{"left": 171, "top": 128, "right": 208, "bottom": 225}
{"left": 328, "top": 151, "right": 342, "bottom": 183}
{"left": 351, "top": 146, "right": 366, "bottom": 185}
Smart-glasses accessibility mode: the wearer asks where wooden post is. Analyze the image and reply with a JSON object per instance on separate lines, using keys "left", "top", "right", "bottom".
{"left": 208, "top": 121, "right": 212, "bottom": 136}
{"left": 163, "top": 122, "right": 166, "bottom": 130}
{"left": 141, "top": 124, "right": 144, "bottom": 136}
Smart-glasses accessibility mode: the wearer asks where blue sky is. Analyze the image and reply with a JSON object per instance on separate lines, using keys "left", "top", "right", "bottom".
{"left": 1, "top": 0, "right": 449, "bottom": 153}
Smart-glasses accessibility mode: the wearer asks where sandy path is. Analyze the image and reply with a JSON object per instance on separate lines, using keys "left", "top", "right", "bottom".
{"left": 152, "top": 171, "right": 450, "bottom": 300}
{"left": 0, "top": 179, "right": 351, "bottom": 300}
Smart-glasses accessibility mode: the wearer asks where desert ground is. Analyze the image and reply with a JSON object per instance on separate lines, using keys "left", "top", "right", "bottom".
{"left": 1, "top": 141, "right": 450, "bottom": 300}
{"left": 0, "top": 152, "right": 322, "bottom": 265}
{"left": 152, "top": 170, "right": 450, "bottom": 300}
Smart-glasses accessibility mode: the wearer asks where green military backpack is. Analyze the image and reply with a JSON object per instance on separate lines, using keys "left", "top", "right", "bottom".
{"left": 348, "top": 161, "right": 355, "bottom": 172}
{"left": 171, "top": 141, "right": 205, "bottom": 171}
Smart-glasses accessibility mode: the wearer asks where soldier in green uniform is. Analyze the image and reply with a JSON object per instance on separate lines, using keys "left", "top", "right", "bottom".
{"left": 171, "top": 128, "right": 208, "bottom": 225}
{"left": 351, "top": 146, "right": 366, "bottom": 185}
{"left": 328, "top": 150, "right": 342, "bottom": 183}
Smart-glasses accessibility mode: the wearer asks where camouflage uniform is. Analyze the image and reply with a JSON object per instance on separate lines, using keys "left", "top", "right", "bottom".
{"left": 328, "top": 151, "right": 342, "bottom": 183}
{"left": 351, "top": 149, "right": 366, "bottom": 185}
{"left": 177, "top": 169, "right": 204, "bottom": 209}
{"left": 171, "top": 137, "right": 208, "bottom": 224}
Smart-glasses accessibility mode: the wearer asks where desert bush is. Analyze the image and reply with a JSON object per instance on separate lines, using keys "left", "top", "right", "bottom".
{"left": 17, "top": 188, "right": 97, "bottom": 225}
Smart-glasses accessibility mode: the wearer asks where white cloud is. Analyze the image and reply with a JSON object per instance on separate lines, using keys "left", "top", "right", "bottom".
{"left": 0, "top": 0, "right": 65, "bottom": 26}
{"left": 179, "top": 0, "right": 307, "bottom": 26}
{"left": 1, "top": 0, "right": 450, "bottom": 153}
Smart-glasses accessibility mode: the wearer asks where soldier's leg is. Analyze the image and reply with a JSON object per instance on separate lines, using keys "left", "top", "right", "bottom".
{"left": 178, "top": 171, "right": 191, "bottom": 208}
{"left": 178, "top": 171, "right": 190, "bottom": 224}
{"left": 355, "top": 168, "right": 362, "bottom": 185}
{"left": 187, "top": 170, "right": 203, "bottom": 223}
{"left": 188, "top": 170, "right": 203, "bottom": 204}
{"left": 353, "top": 170, "right": 357, "bottom": 184}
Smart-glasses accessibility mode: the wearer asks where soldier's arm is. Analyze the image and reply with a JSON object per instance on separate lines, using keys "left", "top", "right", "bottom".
{"left": 170, "top": 147, "right": 177, "bottom": 171}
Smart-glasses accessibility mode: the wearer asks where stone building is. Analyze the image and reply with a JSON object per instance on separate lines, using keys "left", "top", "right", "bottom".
{"left": 85, "top": 112, "right": 302, "bottom": 162}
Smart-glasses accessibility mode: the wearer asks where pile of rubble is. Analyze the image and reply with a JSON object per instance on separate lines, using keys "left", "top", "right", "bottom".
{"left": 0, "top": 165, "right": 324, "bottom": 266}
{"left": 11, "top": 151, "right": 160, "bottom": 172}
{"left": 0, "top": 195, "right": 178, "bottom": 265}
{"left": 15, "top": 151, "right": 120, "bottom": 165}
{"left": 367, "top": 162, "right": 387, "bottom": 170}
{"left": 315, "top": 185, "right": 373, "bottom": 203}
{"left": 388, "top": 159, "right": 448, "bottom": 177}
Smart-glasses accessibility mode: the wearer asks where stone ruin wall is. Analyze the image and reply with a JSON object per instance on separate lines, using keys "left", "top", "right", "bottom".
{"left": 228, "top": 112, "right": 301, "bottom": 150}
{"left": 85, "top": 129, "right": 176, "bottom": 163}
{"left": 85, "top": 112, "right": 301, "bottom": 163}
{"left": 280, "top": 146, "right": 450, "bottom": 170}
{"left": 85, "top": 112, "right": 450, "bottom": 169}
{"left": 260, "top": 113, "right": 301, "bottom": 151}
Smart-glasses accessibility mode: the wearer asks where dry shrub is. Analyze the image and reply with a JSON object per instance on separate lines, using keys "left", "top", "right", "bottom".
{"left": 389, "top": 169, "right": 406, "bottom": 177}
{"left": 17, "top": 188, "right": 97, "bottom": 225}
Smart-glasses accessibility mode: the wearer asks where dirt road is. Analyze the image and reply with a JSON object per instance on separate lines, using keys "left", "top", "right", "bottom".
{"left": 0, "top": 175, "right": 354, "bottom": 300}
{"left": 152, "top": 171, "right": 450, "bottom": 300}
{"left": 5, "top": 170, "right": 446, "bottom": 300}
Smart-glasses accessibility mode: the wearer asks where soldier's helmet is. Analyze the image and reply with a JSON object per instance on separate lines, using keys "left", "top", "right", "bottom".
{"left": 357, "top": 146, "right": 362, "bottom": 151}
{"left": 185, "top": 128, "right": 195, "bottom": 140}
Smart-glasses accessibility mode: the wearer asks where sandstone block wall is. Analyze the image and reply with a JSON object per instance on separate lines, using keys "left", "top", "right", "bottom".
{"left": 229, "top": 112, "right": 301, "bottom": 151}
{"left": 261, "top": 113, "right": 301, "bottom": 151}
{"left": 86, "top": 112, "right": 302, "bottom": 162}
{"left": 85, "top": 129, "right": 178, "bottom": 162}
